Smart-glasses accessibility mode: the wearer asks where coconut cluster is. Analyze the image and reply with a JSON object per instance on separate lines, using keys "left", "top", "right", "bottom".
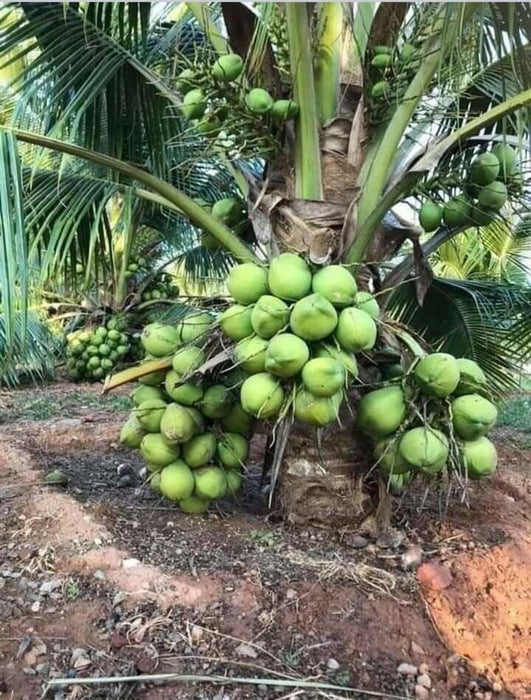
{"left": 419, "top": 144, "right": 518, "bottom": 233}
{"left": 141, "top": 272, "right": 179, "bottom": 302}
{"left": 221, "top": 254, "right": 380, "bottom": 427}
{"left": 370, "top": 43, "right": 420, "bottom": 103}
{"left": 358, "top": 352, "right": 498, "bottom": 494}
{"left": 119, "top": 313, "right": 251, "bottom": 513}
{"left": 65, "top": 317, "right": 130, "bottom": 382}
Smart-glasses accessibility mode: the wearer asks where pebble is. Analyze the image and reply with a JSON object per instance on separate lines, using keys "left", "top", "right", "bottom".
{"left": 327, "top": 658, "right": 340, "bottom": 671}
{"left": 71, "top": 648, "right": 87, "bottom": 662}
{"left": 36, "top": 662, "right": 50, "bottom": 675}
{"left": 122, "top": 558, "right": 140, "bottom": 569}
{"left": 285, "top": 588, "right": 298, "bottom": 600}
{"left": 93, "top": 570, "right": 106, "bottom": 581}
{"left": 417, "top": 673, "right": 431, "bottom": 689}
{"left": 117, "top": 475, "right": 134, "bottom": 488}
{"left": 376, "top": 529, "right": 405, "bottom": 550}
{"left": 415, "top": 684, "right": 429, "bottom": 699}
{"left": 397, "top": 662, "right": 418, "bottom": 676}
{"left": 411, "top": 641, "right": 426, "bottom": 656}
{"left": 492, "top": 681, "right": 503, "bottom": 692}
{"left": 40, "top": 580, "right": 61, "bottom": 596}
{"left": 419, "top": 663, "right": 429, "bottom": 674}
{"left": 235, "top": 643, "right": 258, "bottom": 659}
{"left": 113, "top": 591, "right": 126, "bottom": 607}
{"left": 189, "top": 625, "right": 204, "bottom": 644}
{"left": 30, "top": 601, "right": 40, "bottom": 613}
{"left": 343, "top": 534, "right": 368, "bottom": 549}
{"left": 401, "top": 546, "right": 423, "bottom": 570}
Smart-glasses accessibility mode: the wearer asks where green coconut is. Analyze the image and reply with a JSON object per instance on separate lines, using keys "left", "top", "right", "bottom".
{"left": 227, "top": 263, "right": 269, "bottom": 305}
{"left": 386, "top": 471, "right": 414, "bottom": 496}
{"left": 217, "top": 433, "right": 249, "bottom": 468}
{"left": 186, "top": 407, "right": 205, "bottom": 435}
{"left": 181, "top": 88, "right": 207, "bottom": 120}
{"left": 225, "top": 469, "right": 243, "bottom": 495}
{"left": 371, "top": 53, "right": 393, "bottom": 69}
{"left": 172, "top": 346, "right": 205, "bottom": 375}
{"left": 414, "top": 352, "right": 460, "bottom": 398}
{"left": 140, "top": 433, "right": 180, "bottom": 467}
{"left": 400, "top": 42, "right": 416, "bottom": 62}
{"left": 311, "top": 266, "right": 357, "bottom": 308}
{"left": 355, "top": 291, "right": 380, "bottom": 320}
{"left": 221, "top": 402, "right": 254, "bottom": 434}
{"left": 492, "top": 143, "right": 517, "bottom": 180}
{"left": 335, "top": 307, "right": 377, "bottom": 352}
{"left": 443, "top": 194, "right": 472, "bottom": 228}
{"left": 160, "top": 403, "right": 197, "bottom": 445}
{"left": 194, "top": 466, "right": 228, "bottom": 499}
{"left": 212, "top": 53, "right": 244, "bottom": 82}
{"left": 212, "top": 198, "right": 245, "bottom": 227}
{"left": 290, "top": 294, "right": 338, "bottom": 341}
{"left": 460, "top": 437, "right": 497, "bottom": 479}
{"left": 235, "top": 336, "right": 268, "bottom": 374}
{"left": 294, "top": 389, "right": 342, "bottom": 427}
{"left": 470, "top": 205, "right": 497, "bottom": 227}
{"left": 315, "top": 344, "right": 359, "bottom": 381}
{"left": 141, "top": 324, "right": 181, "bottom": 357}
{"left": 357, "top": 386, "right": 406, "bottom": 437}
{"left": 148, "top": 471, "right": 162, "bottom": 494}
{"left": 264, "top": 333, "right": 310, "bottom": 378}
{"left": 196, "top": 114, "right": 221, "bottom": 136}
{"left": 383, "top": 363, "right": 404, "bottom": 380}
{"left": 419, "top": 200, "right": 443, "bottom": 232}
{"left": 176, "top": 68, "right": 196, "bottom": 94}
{"left": 455, "top": 358, "right": 487, "bottom": 396}
{"left": 398, "top": 427, "right": 449, "bottom": 471}
{"left": 301, "top": 358, "right": 345, "bottom": 397}
{"left": 160, "top": 460, "right": 195, "bottom": 501}
{"left": 179, "top": 495, "right": 211, "bottom": 513}
{"left": 470, "top": 152, "right": 500, "bottom": 185}
{"left": 200, "top": 384, "right": 233, "bottom": 418}
{"left": 371, "top": 81, "right": 389, "bottom": 99}
{"left": 250, "top": 295, "right": 290, "bottom": 338}
{"left": 268, "top": 253, "right": 312, "bottom": 301}
{"left": 135, "top": 399, "right": 167, "bottom": 433}
{"left": 271, "top": 99, "right": 299, "bottom": 120}
{"left": 182, "top": 432, "right": 217, "bottom": 468}
{"left": 240, "top": 372, "right": 284, "bottom": 419}
{"left": 246, "top": 87, "right": 274, "bottom": 114}
{"left": 478, "top": 181, "right": 507, "bottom": 210}
{"left": 373, "top": 45, "right": 393, "bottom": 55}
{"left": 178, "top": 312, "right": 214, "bottom": 345}
{"left": 119, "top": 414, "right": 146, "bottom": 448}
{"left": 374, "top": 437, "right": 411, "bottom": 475}
{"left": 164, "top": 370, "right": 203, "bottom": 405}
{"left": 451, "top": 394, "right": 497, "bottom": 440}
{"left": 220, "top": 305, "right": 254, "bottom": 341}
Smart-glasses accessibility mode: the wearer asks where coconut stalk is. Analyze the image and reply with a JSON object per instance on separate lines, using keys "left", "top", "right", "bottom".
{"left": 285, "top": 3, "right": 323, "bottom": 200}
{"left": 314, "top": 3, "right": 343, "bottom": 124}
{"left": 1, "top": 126, "right": 260, "bottom": 265}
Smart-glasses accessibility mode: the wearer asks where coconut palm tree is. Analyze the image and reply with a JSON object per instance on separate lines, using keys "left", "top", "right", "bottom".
{"left": 1, "top": 2, "right": 531, "bottom": 522}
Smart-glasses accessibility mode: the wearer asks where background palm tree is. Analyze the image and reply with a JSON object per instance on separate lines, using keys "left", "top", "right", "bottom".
{"left": 1, "top": 2, "right": 530, "bottom": 521}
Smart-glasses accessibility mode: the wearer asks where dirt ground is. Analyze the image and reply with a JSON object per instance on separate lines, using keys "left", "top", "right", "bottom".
{"left": 0, "top": 383, "right": 529, "bottom": 700}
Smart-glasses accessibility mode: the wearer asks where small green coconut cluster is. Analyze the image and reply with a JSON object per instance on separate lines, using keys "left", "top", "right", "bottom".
{"left": 370, "top": 43, "right": 420, "bottom": 104}
{"left": 194, "top": 196, "right": 251, "bottom": 250}
{"left": 221, "top": 254, "right": 381, "bottom": 427}
{"left": 123, "top": 254, "right": 148, "bottom": 280}
{"left": 358, "top": 353, "right": 498, "bottom": 494}
{"left": 140, "top": 272, "right": 179, "bottom": 302}
{"left": 119, "top": 313, "right": 251, "bottom": 513}
{"left": 65, "top": 317, "right": 130, "bottom": 382}
{"left": 418, "top": 144, "right": 519, "bottom": 233}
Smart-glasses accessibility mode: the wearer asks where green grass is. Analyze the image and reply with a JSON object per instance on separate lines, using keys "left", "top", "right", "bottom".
{"left": 0, "top": 389, "right": 129, "bottom": 423}
{"left": 497, "top": 393, "right": 531, "bottom": 432}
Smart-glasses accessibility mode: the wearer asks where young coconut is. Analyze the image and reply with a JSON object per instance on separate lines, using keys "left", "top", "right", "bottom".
{"left": 140, "top": 433, "right": 180, "bottom": 468}
{"left": 246, "top": 87, "right": 274, "bottom": 114}
{"left": 164, "top": 370, "right": 204, "bottom": 405}
{"left": 492, "top": 143, "right": 517, "bottom": 180}
{"left": 355, "top": 291, "right": 380, "bottom": 320}
{"left": 131, "top": 385, "right": 165, "bottom": 406}
{"left": 357, "top": 386, "right": 406, "bottom": 437}
{"left": 301, "top": 358, "right": 345, "bottom": 397}
{"left": 148, "top": 471, "right": 162, "bottom": 494}
{"left": 240, "top": 372, "right": 284, "bottom": 419}
{"left": 414, "top": 352, "right": 460, "bottom": 398}
{"left": 182, "top": 432, "right": 217, "bottom": 468}
{"left": 294, "top": 389, "right": 342, "bottom": 427}
{"left": 172, "top": 346, "right": 206, "bottom": 375}
{"left": 119, "top": 414, "right": 146, "bottom": 448}
{"left": 315, "top": 344, "right": 359, "bottom": 381}
{"left": 160, "top": 403, "right": 197, "bottom": 445}
{"left": 374, "top": 437, "right": 411, "bottom": 475}
{"left": 290, "top": 294, "right": 338, "bottom": 341}
{"left": 212, "top": 53, "right": 244, "bottom": 82}
{"left": 135, "top": 399, "right": 168, "bottom": 433}
{"left": 470, "top": 152, "right": 500, "bottom": 185}
{"left": 141, "top": 323, "right": 181, "bottom": 357}
{"left": 451, "top": 394, "right": 497, "bottom": 440}
{"left": 454, "top": 358, "right": 487, "bottom": 396}
{"left": 478, "top": 181, "right": 507, "bottom": 210}
{"left": 160, "top": 460, "right": 195, "bottom": 501}
{"left": 179, "top": 495, "right": 211, "bottom": 513}
{"left": 177, "top": 312, "right": 214, "bottom": 345}
{"left": 181, "top": 88, "right": 207, "bottom": 120}
{"left": 225, "top": 469, "right": 243, "bottom": 495}
{"left": 460, "top": 437, "right": 497, "bottom": 479}
{"left": 398, "top": 427, "right": 449, "bottom": 473}
{"left": 186, "top": 407, "right": 205, "bottom": 435}
{"left": 220, "top": 305, "right": 254, "bottom": 341}
{"left": 268, "top": 253, "right": 312, "bottom": 301}
{"left": 222, "top": 403, "right": 254, "bottom": 434}
{"left": 194, "top": 466, "right": 228, "bottom": 499}
{"left": 250, "top": 295, "right": 290, "bottom": 338}
{"left": 200, "top": 384, "right": 233, "bottom": 418}
{"left": 235, "top": 336, "right": 269, "bottom": 374}
{"left": 443, "top": 194, "right": 472, "bottom": 228}
{"left": 217, "top": 433, "right": 249, "bottom": 468}
{"left": 212, "top": 198, "right": 245, "bottom": 227}
{"left": 227, "top": 263, "right": 269, "bottom": 305}
{"left": 419, "top": 200, "right": 443, "bottom": 232}
{"left": 311, "top": 266, "right": 358, "bottom": 307}
{"left": 271, "top": 99, "right": 298, "bottom": 120}
{"left": 264, "top": 333, "right": 310, "bottom": 378}
{"left": 336, "top": 307, "right": 377, "bottom": 352}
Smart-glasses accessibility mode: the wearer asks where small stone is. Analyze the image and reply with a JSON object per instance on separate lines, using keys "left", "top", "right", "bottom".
{"left": 122, "top": 558, "right": 140, "bottom": 569}
{"left": 418, "top": 663, "right": 429, "bottom": 674}
{"left": 343, "top": 534, "right": 368, "bottom": 549}
{"left": 376, "top": 529, "right": 405, "bottom": 550}
{"left": 327, "top": 658, "right": 340, "bottom": 671}
{"left": 492, "top": 681, "right": 503, "bottom": 692}
{"left": 235, "top": 643, "right": 258, "bottom": 659}
{"left": 23, "top": 667, "right": 36, "bottom": 676}
{"left": 397, "top": 663, "right": 418, "bottom": 676}
{"left": 71, "top": 648, "right": 87, "bottom": 662}
{"left": 417, "top": 562, "right": 453, "bottom": 591}
{"left": 93, "top": 570, "right": 106, "bottom": 581}
{"left": 285, "top": 589, "right": 298, "bottom": 600}
{"left": 447, "top": 654, "right": 460, "bottom": 665}
{"left": 117, "top": 475, "right": 134, "bottom": 488}
{"left": 73, "top": 655, "right": 91, "bottom": 670}
{"left": 40, "top": 580, "right": 61, "bottom": 596}
{"left": 411, "top": 641, "right": 426, "bottom": 656}
{"left": 415, "top": 685, "right": 429, "bottom": 699}
{"left": 36, "top": 662, "right": 50, "bottom": 675}
{"left": 417, "top": 673, "right": 431, "bottom": 688}
{"left": 113, "top": 591, "right": 126, "bottom": 607}
{"left": 30, "top": 601, "right": 40, "bottom": 613}
{"left": 94, "top": 538, "right": 102, "bottom": 546}
{"left": 401, "top": 546, "right": 423, "bottom": 570}
{"left": 190, "top": 625, "right": 204, "bottom": 643}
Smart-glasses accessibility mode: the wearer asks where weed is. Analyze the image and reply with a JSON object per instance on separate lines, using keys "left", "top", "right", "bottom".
{"left": 498, "top": 393, "right": 531, "bottom": 433}
{"left": 248, "top": 529, "right": 279, "bottom": 547}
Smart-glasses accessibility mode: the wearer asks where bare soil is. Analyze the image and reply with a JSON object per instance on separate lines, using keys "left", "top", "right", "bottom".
{"left": 0, "top": 383, "right": 529, "bottom": 699}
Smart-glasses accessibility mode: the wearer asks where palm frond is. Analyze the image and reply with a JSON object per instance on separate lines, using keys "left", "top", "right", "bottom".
{"left": 0, "top": 309, "right": 57, "bottom": 387}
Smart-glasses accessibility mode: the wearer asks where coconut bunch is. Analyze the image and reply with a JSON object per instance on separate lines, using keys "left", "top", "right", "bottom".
{"left": 141, "top": 272, "right": 179, "bottom": 302}
{"left": 358, "top": 352, "right": 498, "bottom": 495}
{"left": 418, "top": 144, "right": 519, "bottom": 233}
{"left": 123, "top": 254, "right": 148, "bottom": 281}
{"left": 119, "top": 312, "right": 251, "bottom": 513}
{"left": 221, "top": 254, "right": 381, "bottom": 427}
{"left": 370, "top": 42, "right": 421, "bottom": 105}
{"left": 65, "top": 317, "right": 130, "bottom": 382}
